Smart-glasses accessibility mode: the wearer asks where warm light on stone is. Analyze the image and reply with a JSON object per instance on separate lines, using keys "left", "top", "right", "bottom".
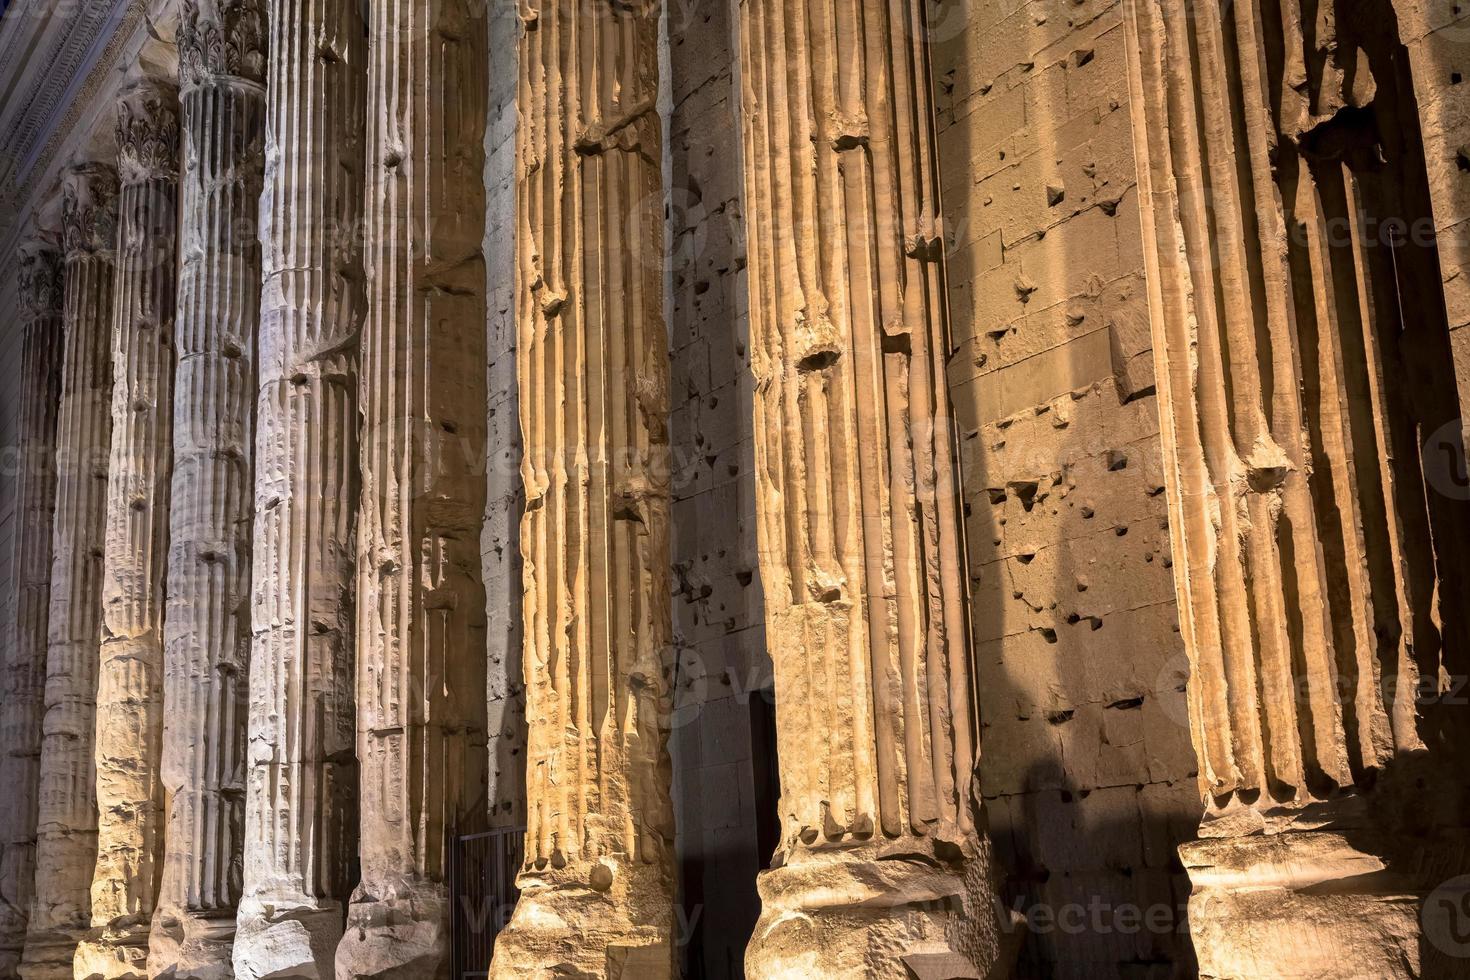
{"left": 0, "top": 0, "right": 1466, "bottom": 977}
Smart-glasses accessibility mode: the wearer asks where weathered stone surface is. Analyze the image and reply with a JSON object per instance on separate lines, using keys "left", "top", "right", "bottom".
{"left": 0, "top": 243, "right": 65, "bottom": 979}
{"left": 1126, "top": 0, "right": 1470, "bottom": 975}
{"left": 735, "top": 1, "right": 1004, "bottom": 976}
{"left": 154, "top": 3, "right": 266, "bottom": 977}
{"left": 334, "top": 0, "right": 488, "bottom": 976}
{"left": 487, "top": 0, "right": 676, "bottom": 976}
{"left": 74, "top": 79, "right": 179, "bottom": 980}
{"left": 19, "top": 162, "right": 118, "bottom": 980}
{"left": 234, "top": 0, "right": 357, "bottom": 974}
{"left": 235, "top": 0, "right": 364, "bottom": 975}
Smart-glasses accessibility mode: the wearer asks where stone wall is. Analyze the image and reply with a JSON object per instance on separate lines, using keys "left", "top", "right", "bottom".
{"left": 664, "top": 0, "right": 773, "bottom": 977}
{"left": 934, "top": 1, "right": 1202, "bottom": 976}
{"left": 483, "top": 0, "right": 524, "bottom": 833}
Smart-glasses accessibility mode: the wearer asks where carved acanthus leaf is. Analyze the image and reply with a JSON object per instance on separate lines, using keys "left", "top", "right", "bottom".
{"left": 116, "top": 85, "right": 180, "bottom": 181}
{"left": 60, "top": 164, "right": 120, "bottom": 257}
{"left": 17, "top": 246, "right": 62, "bottom": 319}
{"left": 179, "top": 0, "right": 267, "bottom": 88}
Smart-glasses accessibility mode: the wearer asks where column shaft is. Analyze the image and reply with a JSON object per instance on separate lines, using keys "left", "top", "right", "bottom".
{"left": 334, "top": 0, "right": 487, "bottom": 975}
{"left": 76, "top": 81, "right": 180, "bottom": 980}
{"left": 154, "top": 3, "right": 266, "bottom": 977}
{"left": 1124, "top": 1, "right": 1470, "bottom": 975}
{"left": 0, "top": 245, "right": 64, "bottom": 978}
{"left": 19, "top": 163, "right": 118, "bottom": 980}
{"left": 737, "top": 0, "right": 1000, "bottom": 975}
{"left": 234, "top": 0, "right": 361, "bottom": 974}
{"left": 488, "top": 0, "right": 675, "bottom": 975}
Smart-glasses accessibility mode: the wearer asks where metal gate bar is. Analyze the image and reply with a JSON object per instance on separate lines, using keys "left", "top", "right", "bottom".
{"left": 449, "top": 825, "right": 525, "bottom": 978}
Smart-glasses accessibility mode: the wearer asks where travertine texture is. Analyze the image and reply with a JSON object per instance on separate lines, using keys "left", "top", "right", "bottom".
{"left": 234, "top": 0, "right": 357, "bottom": 974}
{"left": 663, "top": 0, "right": 774, "bottom": 973}
{"left": 0, "top": 244, "right": 64, "bottom": 979}
{"left": 156, "top": 2, "right": 265, "bottom": 977}
{"left": 75, "top": 80, "right": 179, "bottom": 980}
{"left": 20, "top": 162, "right": 118, "bottom": 980}
{"left": 335, "top": 0, "right": 487, "bottom": 974}
{"left": 737, "top": 0, "right": 999, "bottom": 975}
{"left": 488, "top": 0, "right": 675, "bottom": 976}
{"left": 1126, "top": 0, "right": 1470, "bottom": 975}
{"left": 932, "top": 2, "right": 1202, "bottom": 974}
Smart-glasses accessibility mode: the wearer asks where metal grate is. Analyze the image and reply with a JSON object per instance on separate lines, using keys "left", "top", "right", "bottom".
{"left": 449, "top": 825, "right": 525, "bottom": 978}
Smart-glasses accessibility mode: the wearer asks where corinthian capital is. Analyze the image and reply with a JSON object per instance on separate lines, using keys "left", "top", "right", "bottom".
{"left": 178, "top": 0, "right": 267, "bottom": 89}
{"left": 16, "top": 242, "right": 62, "bottom": 319}
{"left": 116, "top": 81, "right": 180, "bottom": 181}
{"left": 60, "top": 163, "right": 120, "bottom": 257}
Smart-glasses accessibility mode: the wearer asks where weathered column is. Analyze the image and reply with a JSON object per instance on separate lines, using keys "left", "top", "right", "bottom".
{"left": 1124, "top": 0, "right": 1470, "bottom": 976}
{"left": 0, "top": 243, "right": 65, "bottom": 978}
{"left": 151, "top": 2, "right": 265, "bottom": 976}
{"left": 233, "top": 0, "right": 359, "bottom": 973}
{"left": 74, "top": 80, "right": 180, "bottom": 980}
{"left": 736, "top": 1, "right": 1002, "bottom": 976}
{"left": 19, "top": 162, "right": 118, "bottom": 980}
{"left": 487, "top": 0, "right": 675, "bottom": 976}
{"left": 333, "top": 0, "right": 486, "bottom": 974}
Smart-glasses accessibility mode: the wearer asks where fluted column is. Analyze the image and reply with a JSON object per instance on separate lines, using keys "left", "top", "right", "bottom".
{"left": 332, "top": 0, "right": 488, "bottom": 975}
{"left": 1125, "top": 1, "right": 1470, "bottom": 976}
{"left": 19, "top": 163, "right": 118, "bottom": 980}
{"left": 0, "top": 243, "right": 65, "bottom": 979}
{"left": 151, "top": 4, "right": 265, "bottom": 978}
{"left": 487, "top": 1, "right": 674, "bottom": 976}
{"left": 73, "top": 80, "right": 180, "bottom": 980}
{"left": 736, "top": 1, "right": 1001, "bottom": 976}
{"left": 232, "top": 0, "right": 360, "bottom": 974}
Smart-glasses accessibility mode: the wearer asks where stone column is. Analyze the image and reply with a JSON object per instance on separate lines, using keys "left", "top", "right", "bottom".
{"left": 736, "top": 1, "right": 1002, "bottom": 976}
{"left": 152, "top": 3, "right": 265, "bottom": 976}
{"left": 19, "top": 162, "right": 118, "bottom": 980}
{"left": 0, "top": 243, "right": 65, "bottom": 978}
{"left": 1124, "top": 0, "right": 1470, "bottom": 976}
{"left": 488, "top": 0, "right": 675, "bottom": 976}
{"left": 232, "top": 0, "right": 359, "bottom": 974}
{"left": 333, "top": 0, "right": 486, "bottom": 974}
{"left": 74, "top": 80, "right": 180, "bottom": 980}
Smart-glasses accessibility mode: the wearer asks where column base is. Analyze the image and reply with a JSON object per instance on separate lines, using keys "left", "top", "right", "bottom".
{"left": 17, "top": 927, "right": 85, "bottom": 980}
{"left": 74, "top": 924, "right": 149, "bottom": 979}
{"left": 488, "top": 857, "right": 674, "bottom": 980}
{"left": 335, "top": 879, "right": 447, "bottom": 980}
{"left": 744, "top": 838, "right": 1006, "bottom": 980}
{"left": 1182, "top": 827, "right": 1470, "bottom": 979}
{"left": 232, "top": 899, "right": 341, "bottom": 980}
{"left": 147, "top": 909, "right": 236, "bottom": 980}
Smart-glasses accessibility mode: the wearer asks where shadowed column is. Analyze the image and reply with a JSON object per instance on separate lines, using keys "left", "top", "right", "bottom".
{"left": 0, "top": 242, "right": 64, "bottom": 978}
{"left": 233, "top": 0, "right": 362, "bottom": 972}
{"left": 75, "top": 79, "right": 180, "bottom": 980}
{"left": 153, "top": 2, "right": 266, "bottom": 976}
{"left": 333, "top": 0, "right": 488, "bottom": 975}
{"left": 19, "top": 162, "right": 118, "bottom": 980}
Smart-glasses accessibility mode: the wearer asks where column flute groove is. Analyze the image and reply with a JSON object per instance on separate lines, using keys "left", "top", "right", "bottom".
{"left": 234, "top": 0, "right": 362, "bottom": 972}
{"left": 334, "top": 0, "right": 488, "bottom": 974}
{"left": 488, "top": 0, "right": 676, "bottom": 975}
{"left": 19, "top": 162, "right": 118, "bottom": 980}
{"left": 155, "top": 2, "right": 266, "bottom": 976}
{"left": 737, "top": 0, "right": 1002, "bottom": 974}
{"left": 76, "top": 80, "right": 180, "bottom": 980}
{"left": 0, "top": 242, "right": 65, "bottom": 979}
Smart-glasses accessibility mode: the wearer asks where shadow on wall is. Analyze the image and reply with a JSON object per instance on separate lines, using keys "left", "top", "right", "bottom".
{"left": 933, "top": 1, "right": 1203, "bottom": 977}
